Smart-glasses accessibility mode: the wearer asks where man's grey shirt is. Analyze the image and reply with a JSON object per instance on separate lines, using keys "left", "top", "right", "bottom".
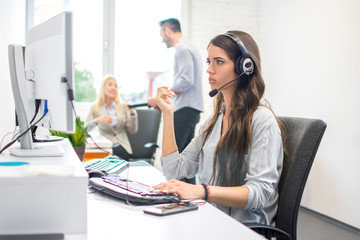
{"left": 171, "top": 37, "right": 204, "bottom": 112}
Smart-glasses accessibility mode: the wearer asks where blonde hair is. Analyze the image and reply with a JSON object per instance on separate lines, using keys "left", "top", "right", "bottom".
{"left": 92, "top": 75, "right": 122, "bottom": 116}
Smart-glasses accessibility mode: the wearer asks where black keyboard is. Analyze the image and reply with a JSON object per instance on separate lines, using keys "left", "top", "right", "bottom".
{"left": 89, "top": 176, "right": 181, "bottom": 205}
{"left": 82, "top": 156, "right": 128, "bottom": 174}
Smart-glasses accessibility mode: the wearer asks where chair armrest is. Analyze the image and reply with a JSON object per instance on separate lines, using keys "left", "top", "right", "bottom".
{"left": 144, "top": 142, "right": 159, "bottom": 149}
{"left": 243, "top": 223, "right": 290, "bottom": 240}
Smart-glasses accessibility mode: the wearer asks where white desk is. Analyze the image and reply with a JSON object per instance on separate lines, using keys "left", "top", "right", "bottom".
{"left": 0, "top": 139, "right": 88, "bottom": 235}
{"left": 74, "top": 164, "right": 265, "bottom": 240}
{"left": 0, "top": 142, "right": 264, "bottom": 240}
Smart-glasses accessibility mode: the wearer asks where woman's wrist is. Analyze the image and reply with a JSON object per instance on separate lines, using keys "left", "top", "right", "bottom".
{"left": 201, "top": 183, "right": 211, "bottom": 202}
{"left": 162, "top": 107, "right": 174, "bottom": 117}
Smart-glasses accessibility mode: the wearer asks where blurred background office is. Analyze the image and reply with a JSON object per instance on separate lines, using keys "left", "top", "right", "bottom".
{"left": 1, "top": 0, "right": 359, "bottom": 237}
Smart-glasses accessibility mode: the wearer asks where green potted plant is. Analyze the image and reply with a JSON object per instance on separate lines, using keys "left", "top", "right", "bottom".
{"left": 50, "top": 117, "right": 88, "bottom": 161}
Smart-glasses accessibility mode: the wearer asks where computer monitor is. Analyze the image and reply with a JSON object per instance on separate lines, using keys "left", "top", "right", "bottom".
{"left": 8, "top": 11, "right": 74, "bottom": 157}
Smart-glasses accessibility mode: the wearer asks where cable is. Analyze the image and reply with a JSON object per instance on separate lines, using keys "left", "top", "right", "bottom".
{"left": 30, "top": 99, "right": 42, "bottom": 124}
{"left": 0, "top": 131, "right": 16, "bottom": 149}
{"left": 62, "top": 77, "right": 134, "bottom": 205}
{"left": 11, "top": 127, "right": 20, "bottom": 140}
{"left": 8, "top": 99, "right": 42, "bottom": 143}
{"left": 124, "top": 161, "right": 131, "bottom": 205}
{"left": 0, "top": 112, "right": 47, "bottom": 154}
{"left": 69, "top": 95, "right": 114, "bottom": 156}
{"left": 245, "top": 75, "right": 251, "bottom": 114}
{"left": 62, "top": 77, "right": 118, "bottom": 157}
{"left": 2, "top": 76, "right": 110, "bottom": 155}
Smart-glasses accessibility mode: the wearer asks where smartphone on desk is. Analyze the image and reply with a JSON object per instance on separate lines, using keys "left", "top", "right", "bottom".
{"left": 143, "top": 203, "right": 198, "bottom": 216}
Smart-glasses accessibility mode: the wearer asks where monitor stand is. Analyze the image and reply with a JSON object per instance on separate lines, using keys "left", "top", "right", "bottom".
{"left": 8, "top": 45, "right": 65, "bottom": 157}
{"left": 9, "top": 144, "right": 65, "bottom": 157}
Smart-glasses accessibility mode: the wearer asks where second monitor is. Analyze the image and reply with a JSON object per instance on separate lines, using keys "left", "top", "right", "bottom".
{"left": 8, "top": 11, "right": 75, "bottom": 157}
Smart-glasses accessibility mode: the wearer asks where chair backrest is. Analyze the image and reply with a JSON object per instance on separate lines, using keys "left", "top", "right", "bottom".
{"left": 127, "top": 108, "right": 161, "bottom": 163}
{"left": 276, "top": 117, "right": 326, "bottom": 240}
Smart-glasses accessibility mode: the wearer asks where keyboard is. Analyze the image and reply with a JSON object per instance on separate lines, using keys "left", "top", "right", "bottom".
{"left": 82, "top": 156, "right": 128, "bottom": 174}
{"left": 89, "top": 176, "right": 181, "bottom": 205}
{"left": 103, "top": 176, "right": 152, "bottom": 195}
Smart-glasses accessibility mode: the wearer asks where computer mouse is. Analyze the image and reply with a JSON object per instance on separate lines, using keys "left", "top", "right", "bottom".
{"left": 87, "top": 169, "right": 106, "bottom": 178}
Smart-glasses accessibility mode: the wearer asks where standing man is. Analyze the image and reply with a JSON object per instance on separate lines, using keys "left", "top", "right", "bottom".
{"left": 148, "top": 18, "right": 203, "bottom": 184}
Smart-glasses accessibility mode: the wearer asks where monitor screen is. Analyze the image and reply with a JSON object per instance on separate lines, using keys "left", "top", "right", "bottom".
{"left": 7, "top": 11, "right": 75, "bottom": 157}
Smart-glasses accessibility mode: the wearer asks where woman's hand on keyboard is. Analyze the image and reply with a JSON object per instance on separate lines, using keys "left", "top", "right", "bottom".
{"left": 153, "top": 179, "right": 205, "bottom": 200}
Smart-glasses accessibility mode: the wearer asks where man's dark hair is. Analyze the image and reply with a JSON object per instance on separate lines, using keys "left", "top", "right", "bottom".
{"left": 159, "top": 18, "right": 181, "bottom": 33}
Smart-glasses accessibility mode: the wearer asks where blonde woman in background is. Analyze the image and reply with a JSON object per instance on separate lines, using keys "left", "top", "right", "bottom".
{"left": 86, "top": 76, "right": 138, "bottom": 160}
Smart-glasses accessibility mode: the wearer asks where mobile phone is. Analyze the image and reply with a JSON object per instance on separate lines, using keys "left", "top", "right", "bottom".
{"left": 143, "top": 203, "right": 199, "bottom": 216}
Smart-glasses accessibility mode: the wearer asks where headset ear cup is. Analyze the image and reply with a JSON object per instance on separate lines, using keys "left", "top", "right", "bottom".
{"left": 242, "top": 58, "right": 254, "bottom": 75}
{"left": 222, "top": 32, "right": 255, "bottom": 76}
{"left": 235, "top": 57, "right": 243, "bottom": 75}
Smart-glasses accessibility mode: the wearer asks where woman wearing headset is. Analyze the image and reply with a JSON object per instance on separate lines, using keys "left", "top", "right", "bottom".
{"left": 153, "top": 31, "right": 284, "bottom": 225}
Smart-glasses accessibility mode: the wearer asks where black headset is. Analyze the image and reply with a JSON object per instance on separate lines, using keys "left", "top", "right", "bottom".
{"left": 221, "top": 32, "right": 255, "bottom": 76}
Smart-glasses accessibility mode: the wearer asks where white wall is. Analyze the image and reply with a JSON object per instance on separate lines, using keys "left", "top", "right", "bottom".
{"left": 0, "top": 0, "right": 25, "bottom": 145}
{"left": 259, "top": 0, "right": 360, "bottom": 229}
{"left": 184, "top": 0, "right": 360, "bottom": 229}
{"left": 181, "top": 0, "right": 260, "bottom": 127}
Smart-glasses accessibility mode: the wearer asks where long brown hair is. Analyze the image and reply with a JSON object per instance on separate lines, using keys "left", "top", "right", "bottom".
{"left": 201, "top": 31, "right": 283, "bottom": 187}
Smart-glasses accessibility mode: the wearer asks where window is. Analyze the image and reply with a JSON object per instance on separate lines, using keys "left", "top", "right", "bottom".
{"left": 114, "top": 0, "right": 181, "bottom": 103}
{"left": 28, "top": 0, "right": 102, "bottom": 103}
{"left": 68, "top": 0, "right": 102, "bottom": 102}
{"left": 27, "top": 0, "right": 181, "bottom": 106}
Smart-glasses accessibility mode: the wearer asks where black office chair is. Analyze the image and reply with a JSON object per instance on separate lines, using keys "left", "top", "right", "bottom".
{"left": 127, "top": 108, "right": 161, "bottom": 164}
{"left": 245, "top": 116, "right": 327, "bottom": 240}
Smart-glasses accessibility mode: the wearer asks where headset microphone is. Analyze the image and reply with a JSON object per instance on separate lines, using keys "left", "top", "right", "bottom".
{"left": 208, "top": 72, "right": 244, "bottom": 97}
{"left": 208, "top": 89, "right": 219, "bottom": 98}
